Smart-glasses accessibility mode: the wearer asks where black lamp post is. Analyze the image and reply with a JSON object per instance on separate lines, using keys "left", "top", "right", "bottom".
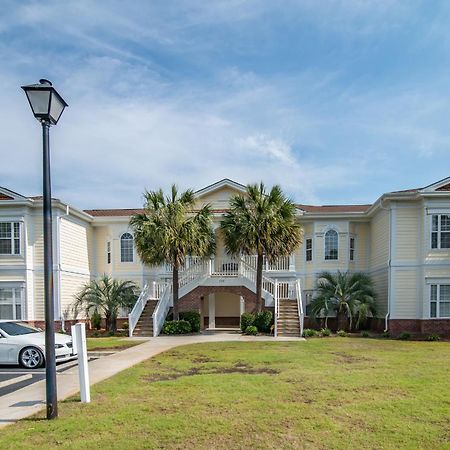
{"left": 21, "top": 79, "right": 68, "bottom": 420}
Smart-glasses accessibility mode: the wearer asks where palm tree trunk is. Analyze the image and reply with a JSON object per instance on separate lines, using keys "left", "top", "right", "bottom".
{"left": 337, "top": 310, "right": 347, "bottom": 331}
{"left": 173, "top": 265, "right": 179, "bottom": 320}
{"left": 109, "top": 314, "right": 117, "bottom": 333}
{"left": 256, "top": 253, "right": 264, "bottom": 313}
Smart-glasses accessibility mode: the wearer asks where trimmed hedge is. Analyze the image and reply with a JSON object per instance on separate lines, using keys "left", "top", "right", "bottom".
{"left": 240, "top": 313, "right": 255, "bottom": 332}
{"left": 245, "top": 325, "right": 258, "bottom": 336}
{"left": 179, "top": 311, "right": 201, "bottom": 333}
{"left": 254, "top": 311, "right": 273, "bottom": 333}
{"left": 162, "top": 320, "right": 192, "bottom": 335}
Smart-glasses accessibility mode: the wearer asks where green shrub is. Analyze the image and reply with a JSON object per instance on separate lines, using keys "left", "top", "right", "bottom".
{"left": 382, "top": 331, "right": 390, "bottom": 338}
{"left": 254, "top": 310, "right": 273, "bottom": 333}
{"left": 92, "top": 331, "right": 99, "bottom": 337}
{"left": 179, "top": 311, "right": 201, "bottom": 333}
{"left": 427, "top": 333, "right": 440, "bottom": 342}
{"left": 398, "top": 332, "right": 411, "bottom": 340}
{"left": 108, "top": 331, "right": 115, "bottom": 337}
{"left": 162, "top": 320, "right": 192, "bottom": 335}
{"left": 240, "top": 313, "right": 255, "bottom": 332}
{"left": 320, "top": 328, "right": 331, "bottom": 337}
{"left": 361, "top": 330, "right": 370, "bottom": 338}
{"left": 244, "top": 325, "right": 258, "bottom": 335}
{"left": 302, "top": 328, "right": 318, "bottom": 337}
{"left": 121, "top": 321, "right": 129, "bottom": 330}
{"left": 337, "top": 330, "right": 347, "bottom": 337}
{"left": 91, "top": 311, "right": 102, "bottom": 330}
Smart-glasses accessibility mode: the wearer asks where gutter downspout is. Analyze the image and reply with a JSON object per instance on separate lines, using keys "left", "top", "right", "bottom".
{"left": 58, "top": 204, "right": 70, "bottom": 332}
{"left": 380, "top": 197, "right": 392, "bottom": 332}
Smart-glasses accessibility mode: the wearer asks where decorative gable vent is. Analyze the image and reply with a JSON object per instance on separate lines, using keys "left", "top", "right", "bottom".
{"left": 436, "top": 183, "right": 450, "bottom": 192}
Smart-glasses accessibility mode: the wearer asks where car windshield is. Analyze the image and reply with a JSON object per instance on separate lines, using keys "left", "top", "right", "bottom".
{"left": 0, "top": 322, "right": 41, "bottom": 336}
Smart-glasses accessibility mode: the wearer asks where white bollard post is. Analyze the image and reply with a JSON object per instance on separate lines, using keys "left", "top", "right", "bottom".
{"left": 73, "top": 323, "right": 91, "bottom": 403}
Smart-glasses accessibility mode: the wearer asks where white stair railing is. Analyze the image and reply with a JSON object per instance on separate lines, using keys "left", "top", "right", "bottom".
{"left": 152, "top": 283, "right": 172, "bottom": 337}
{"left": 128, "top": 283, "right": 150, "bottom": 337}
{"left": 274, "top": 280, "right": 279, "bottom": 337}
{"left": 295, "top": 279, "right": 304, "bottom": 337}
{"left": 178, "top": 258, "right": 209, "bottom": 291}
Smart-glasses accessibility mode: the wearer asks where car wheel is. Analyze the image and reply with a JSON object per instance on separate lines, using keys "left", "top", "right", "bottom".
{"left": 19, "top": 347, "right": 44, "bottom": 369}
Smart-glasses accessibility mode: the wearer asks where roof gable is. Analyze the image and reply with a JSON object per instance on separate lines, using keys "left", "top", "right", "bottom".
{"left": 195, "top": 179, "right": 246, "bottom": 198}
{"left": 420, "top": 176, "right": 450, "bottom": 193}
{"left": 0, "top": 187, "right": 29, "bottom": 202}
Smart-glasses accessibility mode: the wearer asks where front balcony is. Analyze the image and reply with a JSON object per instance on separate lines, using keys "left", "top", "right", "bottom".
{"left": 160, "top": 254, "right": 295, "bottom": 274}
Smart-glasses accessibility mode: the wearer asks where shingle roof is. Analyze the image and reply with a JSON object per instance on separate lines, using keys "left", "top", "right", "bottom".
{"left": 296, "top": 204, "right": 371, "bottom": 213}
{"left": 84, "top": 208, "right": 144, "bottom": 217}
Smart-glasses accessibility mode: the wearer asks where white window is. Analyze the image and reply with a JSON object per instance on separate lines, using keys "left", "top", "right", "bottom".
{"left": 0, "top": 286, "right": 24, "bottom": 320}
{"left": 120, "top": 233, "right": 133, "bottom": 262}
{"left": 0, "top": 222, "right": 21, "bottom": 255}
{"left": 431, "top": 215, "right": 450, "bottom": 249}
{"left": 430, "top": 284, "right": 450, "bottom": 318}
{"left": 349, "top": 237, "right": 355, "bottom": 261}
{"left": 306, "top": 238, "right": 312, "bottom": 261}
{"left": 324, "top": 229, "right": 338, "bottom": 260}
{"left": 107, "top": 241, "right": 111, "bottom": 264}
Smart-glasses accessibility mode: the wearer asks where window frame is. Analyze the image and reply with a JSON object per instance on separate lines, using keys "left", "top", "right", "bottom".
{"left": 0, "top": 221, "right": 21, "bottom": 256}
{"left": 305, "top": 238, "right": 313, "bottom": 262}
{"left": 324, "top": 229, "right": 338, "bottom": 261}
{"left": 430, "top": 284, "right": 450, "bottom": 318}
{"left": 431, "top": 214, "right": 450, "bottom": 249}
{"left": 349, "top": 236, "right": 355, "bottom": 262}
{"left": 0, "top": 285, "right": 24, "bottom": 320}
{"left": 120, "top": 232, "right": 134, "bottom": 263}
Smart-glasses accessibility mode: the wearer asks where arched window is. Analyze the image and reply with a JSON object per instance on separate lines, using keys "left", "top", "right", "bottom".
{"left": 324, "top": 229, "right": 338, "bottom": 260}
{"left": 120, "top": 233, "right": 134, "bottom": 262}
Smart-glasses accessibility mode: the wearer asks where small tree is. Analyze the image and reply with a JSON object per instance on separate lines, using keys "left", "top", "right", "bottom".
{"left": 220, "top": 183, "right": 303, "bottom": 312}
{"left": 309, "top": 271, "right": 377, "bottom": 331}
{"left": 130, "top": 185, "right": 215, "bottom": 320}
{"left": 73, "top": 275, "right": 138, "bottom": 333}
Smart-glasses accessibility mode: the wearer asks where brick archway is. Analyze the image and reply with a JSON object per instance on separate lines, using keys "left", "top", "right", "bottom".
{"left": 178, "top": 286, "right": 258, "bottom": 314}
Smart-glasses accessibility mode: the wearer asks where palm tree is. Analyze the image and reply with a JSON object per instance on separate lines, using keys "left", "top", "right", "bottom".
{"left": 73, "top": 275, "right": 138, "bottom": 333}
{"left": 220, "top": 183, "right": 303, "bottom": 312}
{"left": 309, "top": 271, "right": 377, "bottom": 331}
{"left": 130, "top": 185, "right": 215, "bottom": 320}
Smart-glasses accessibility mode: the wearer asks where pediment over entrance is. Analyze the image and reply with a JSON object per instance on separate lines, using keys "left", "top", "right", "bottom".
{"left": 194, "top": 179, "right": 246, "bottom": 210}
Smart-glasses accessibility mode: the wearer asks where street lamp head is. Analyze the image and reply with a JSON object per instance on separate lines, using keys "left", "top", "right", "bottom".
{"left": 21, "top": 79, "right": 68, "bottom": 125}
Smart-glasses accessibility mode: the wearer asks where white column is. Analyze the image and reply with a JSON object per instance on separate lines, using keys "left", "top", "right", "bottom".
{"left": 208, "top": 293, "right": 215, "bottom": 329}
{"left": 239, "top": 295, "right": 245, "bottom": 315}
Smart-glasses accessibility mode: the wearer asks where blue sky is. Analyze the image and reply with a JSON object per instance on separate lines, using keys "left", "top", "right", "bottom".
{"left": 1, "top": 0, "right": 450, "bottom": 208}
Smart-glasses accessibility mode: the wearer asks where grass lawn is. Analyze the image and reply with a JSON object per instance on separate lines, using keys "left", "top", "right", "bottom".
{"left": 1, "top": 338, "right": 449, "bottom": 449}
{"left": 86, "top": 336, "right": 144, "bottom": 351}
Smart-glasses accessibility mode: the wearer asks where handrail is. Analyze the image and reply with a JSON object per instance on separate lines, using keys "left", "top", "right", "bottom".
{"left": 152, "top": 283, "right": 172, "bottom": 337}
{"left": 128, "top": 283, "right": 150, "bottom": 337}
{"left": 295, "top": 279, "right": 304, "bottom": 337}
{"left": 274, "top": 280, "right": 279, "bottom": 337}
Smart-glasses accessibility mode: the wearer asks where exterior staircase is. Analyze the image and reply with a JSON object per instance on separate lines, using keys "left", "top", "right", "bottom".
{"left": 277, "top": 299, "right": 301, "bottom": 337}
{"left": 132, "top": 300, "right": 158, "bottom": 336}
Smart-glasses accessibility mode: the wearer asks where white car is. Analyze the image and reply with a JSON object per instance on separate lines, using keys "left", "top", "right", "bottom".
{"left": 0, "top": 321, "right": 76, "bottom": 369}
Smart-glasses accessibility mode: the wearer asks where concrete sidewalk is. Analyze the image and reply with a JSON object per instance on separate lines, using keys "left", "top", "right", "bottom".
{"left": 0, "top": 333, "right": 303, "bottom": 428}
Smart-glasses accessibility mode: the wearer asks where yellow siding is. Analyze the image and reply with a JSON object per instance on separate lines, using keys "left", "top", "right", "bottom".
{"left": 60, "top": 272, "right": 90, "bottom": 319}
{"left": 60, "top": 217, "right": 90, "bottom": 271}
{"left": 393, "top": 270, "right": 418, "bottom": 318}
{"left": 369, "top": 208, "right": 389, "bottom": 268}
{"left": 371, "top": 269, "right": 389, "bottom": 316}
{"left": 395, "top": 206, "right": 420, "bottom": 261}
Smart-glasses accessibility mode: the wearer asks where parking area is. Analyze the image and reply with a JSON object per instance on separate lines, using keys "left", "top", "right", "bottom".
{"left": 0, "top": 352, "right": 113, "bottom": 398}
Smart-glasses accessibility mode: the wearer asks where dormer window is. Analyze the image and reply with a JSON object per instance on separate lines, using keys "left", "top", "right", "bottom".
{"left": 324, "top": 229, "right": 338, "bottom": 260}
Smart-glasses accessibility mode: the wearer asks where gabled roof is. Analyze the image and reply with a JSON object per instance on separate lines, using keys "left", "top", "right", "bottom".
{"left": 85, "top": 208, "right": 144, "bottom": 217}
{"left": 194, "top": 178, "right": 247, "bottom": 197}
{"left": 0, "top": 187, "right": 30, "bottom": 202}
{"left": 297, "top": 204, "right": 371, "bottom": 213}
